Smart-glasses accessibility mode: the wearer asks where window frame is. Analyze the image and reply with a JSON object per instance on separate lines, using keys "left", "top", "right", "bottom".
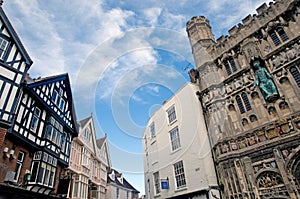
{"left": 0, "top": 36, "right": 10, "bottom": 60}
{"left": 29, "top": 152, "right": 57, "bottom": 188}
{"left": 153, "top": 171, "right": 161, "bottom": 194}
{"left": 269, "top": 27, "right": 289, "bottom": 46}
{"left": 169, "top": 127, "right": 181, "bottom": 151}
{"left": 167, "top": 106, "right": 176, "bottom": 124}
{"left": 150, "top": 122, "right": 155, "bottom": 138}
{"left": 14, "top": 151, "right": 25, "bottom": 182}
{"left": 30, "top": 107, "right": 41, "bottom": 132}
{"left": 290, "top": 66, "right": 300, "bottom": 87}
{"left": 173, "top": 160, "right": 186, "bottom": 189}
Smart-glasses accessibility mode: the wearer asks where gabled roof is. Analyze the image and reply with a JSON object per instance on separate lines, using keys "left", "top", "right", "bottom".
{"left": 96, "top": 135, "right": 112, "bottom": 167}
{"left": 0, "top": 6, "right": 32, "bottom": 65}
{"left": 79, "top": 115, "right": 92, "bottom": 127}
{"left": 78, "top": 114, "right": 98, "bottom": 155}
{"left": 107, "top": 168, "right": 140, "bottom": 193}
{"left": 96, "top": 136, "right": 106, "bottom": 148}
{"left": 26, "top": 73, "right": 79, "bottom": 135}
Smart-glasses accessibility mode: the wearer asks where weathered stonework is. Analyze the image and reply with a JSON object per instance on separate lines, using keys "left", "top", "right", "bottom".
{"left": 187, "top": 0, "right": 300, "bottom": 198}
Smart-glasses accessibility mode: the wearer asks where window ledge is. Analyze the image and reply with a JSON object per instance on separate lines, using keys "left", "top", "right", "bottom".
{"left": 169, "top": 120, "right": 177, "bottom": 126}
{"left": 154, "top": 193, "right": 161, "bottom": 198}
{"left": 151, "top": 139, "right": 156, "bottom": 145}
{"left": 175, "top": 186, "right": 188, "bottom": 193}
{"left": 170, "top": 147, "right": 181, "bottom": 155}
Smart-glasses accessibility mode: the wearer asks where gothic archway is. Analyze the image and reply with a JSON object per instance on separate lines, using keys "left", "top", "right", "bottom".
{"left": 255, "top": 170, "right": 289, "bottom": 198}
{"left": 285, "top": 146, "right": 300, "bottom": 193}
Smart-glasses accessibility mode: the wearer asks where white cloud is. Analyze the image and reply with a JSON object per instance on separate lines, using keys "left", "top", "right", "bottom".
{"left": 4, "top": 1, "right": 66, "bottom": 77}
{"left": 143, "top": 7, "right": 162, "bottom": 26}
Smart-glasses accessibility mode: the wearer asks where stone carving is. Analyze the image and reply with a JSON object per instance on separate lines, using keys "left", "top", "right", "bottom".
{"left": 252, "top": 59, "right": 279, "bottom": 101}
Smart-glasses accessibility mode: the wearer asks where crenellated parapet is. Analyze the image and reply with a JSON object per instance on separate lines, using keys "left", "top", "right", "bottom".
{"left": 207, "top": 0, "right": 296, "bottom": 60}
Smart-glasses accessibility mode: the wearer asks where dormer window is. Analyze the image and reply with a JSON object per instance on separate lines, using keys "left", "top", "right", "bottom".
{"left": 0, "top": 37, "right": 9, "bottom": 60}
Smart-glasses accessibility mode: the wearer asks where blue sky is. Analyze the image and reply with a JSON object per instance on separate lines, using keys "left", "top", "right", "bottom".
{"left": 4, "top": 0, "right": 272, "bottom": 195}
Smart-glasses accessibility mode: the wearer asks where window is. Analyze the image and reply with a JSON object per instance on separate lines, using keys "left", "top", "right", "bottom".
{"left": 236, "top": 93, "right": 252, "bottom": 114}
{"left": 241, "top": 92, "right": 252, "bottom": 111}
{"left": 153, "top": 172, "right": 160, "bottom": 194}
{"left": 223, "top": 57, "right": 237, "bottom": 75}
{"left": 174, "top": 161, "right": 186, "bottom": 188}
{"left": 117, "top": 188, "right": 119, "bottom": 198}
{"left": 14, "top": 151, "right": 25, "bottom": 181}
{"left": 30, "top": 152, "right": 57, "bottom": 188}
{"left": 150, "top": 122, "right": 155, "bottom": 138}
{"left": 269, "top": 27, "right": 289, "bottom": 46}
{"left": 30, "top": 107, "right": 41, "bottom": 132}
{"left": 170, "top": 127, "right": 181, "bottom": 151}
{"left": 0, "top": 37, "right": 9, "bottom": 60}
{"left": 167, "top": 106, "right": 176, "bottom": 123}
{"left": 84, "top": 127, "right": 91, "bottom": 142}
{"left": 51, "top": 88, "right": 65, "bottom": 111}
{"left": 82, "top": 147, "right": 89, "bottom": 166}
{"left": 73, "top": 181, "right": 79, "bottom": 197}
{"left": 290, "top": 66, "right": 300, "bottom": 87}
{"left": 45, "top": 116, "right": 63, "bottom": 146}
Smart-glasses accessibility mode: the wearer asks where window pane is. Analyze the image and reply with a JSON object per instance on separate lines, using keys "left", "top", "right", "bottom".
{"left": 37, "top": 163, "right": 46, "bottom": 183}
{"left": 277, "top": 27, "right": 289, "bottom": 42}
{"left": 150, "top": 122, "right": 155, "bottom": 138}
{"left": 290, "top": 66, "right": 300, "bottom": 87}
{"left": 173, "top": 161, "right": 186, "bottom": 188}
{"left": 229, "top": 57, "right": 237, "bottom": 72}
{"left": 30, "top": 162, "right": 39, "bottom": 182}
{"left": 170, "top": 127, "right": 181, "bottom": 151}
{"left": 224, "top": 61, "right": 232, "bottom": 75}
{"left": 269, "top": 31, "right": 281, "bottom": 46}
{"left": 0, "top": 37, "right": 9, "bottom": 59}
{"left": 153, "top": 172, "right": 160, "bottom": 194}
{"left": 236, "top": 95, "right": 245, "bottom": 114}
{"left": 242, "top": 92, "right": 252, "bottom": 111}
{"left": 167, "top": 106, "right": 176, "bottom": 123}
{"left": 74, "top": 181, "right": 79, "bottom": 197}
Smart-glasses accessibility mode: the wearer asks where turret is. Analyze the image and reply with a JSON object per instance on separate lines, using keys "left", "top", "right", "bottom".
{"left": 186, "top": 16, "right": 215, "bottom": 49}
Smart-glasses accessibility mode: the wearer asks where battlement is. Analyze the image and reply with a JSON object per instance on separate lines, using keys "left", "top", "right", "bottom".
{"left": 187, "top": 0, "right": 295, "bottom": 59}
{"left": 212, "top": 0, "right": 294, "bottom": 51}
{"left": 186, "top": 16, "right": 211, "bottom": 29}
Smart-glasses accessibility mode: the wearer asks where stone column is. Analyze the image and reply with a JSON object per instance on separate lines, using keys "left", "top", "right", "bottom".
{"left": 273, "top": 148, "right": 297, "bottom": 198}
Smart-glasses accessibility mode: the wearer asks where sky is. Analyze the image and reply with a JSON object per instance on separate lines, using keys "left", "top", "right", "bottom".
{"left": 3, "top": 0, "right": 273, "bottom": 195}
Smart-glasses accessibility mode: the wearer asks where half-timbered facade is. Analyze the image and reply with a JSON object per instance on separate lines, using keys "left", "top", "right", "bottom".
{"left": 0, "top": 1, "right": 32, "bottom": 147}
{"left": 1, "top": 73, "right": 78, "bottom": 197}
{"left": 68, "top": 115, "right": 111, "bottom": 199}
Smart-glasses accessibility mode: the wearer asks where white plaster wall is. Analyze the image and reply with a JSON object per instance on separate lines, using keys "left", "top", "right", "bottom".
{"left": 143, "top": 83, "right": 218, "bottom": 199}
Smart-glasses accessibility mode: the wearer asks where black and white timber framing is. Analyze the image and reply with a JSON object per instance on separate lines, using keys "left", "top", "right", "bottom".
{"left": 0, "top": 6, "right": 32, "bottom": 127}
{"left": 13, "top": 74, "right": 78, "bottom": 163}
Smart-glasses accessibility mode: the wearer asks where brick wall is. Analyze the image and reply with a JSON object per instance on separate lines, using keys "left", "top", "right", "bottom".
{"left": 0, "top": 128, "right": 7, "bottom": 149}
{"left": 0, "top": 137, "right": 32, "bottom": 184}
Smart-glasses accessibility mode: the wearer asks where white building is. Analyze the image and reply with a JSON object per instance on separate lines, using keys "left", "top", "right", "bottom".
{"left": 143, "top": 83, "right": 220, "bottom": 199}
{"left": 106, "top": 168, "right": 139, "bottom": 199}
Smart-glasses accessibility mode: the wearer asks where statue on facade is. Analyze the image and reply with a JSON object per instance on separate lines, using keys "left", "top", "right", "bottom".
{"left": 252, "top": 58, "right": 279, "bottom": 101}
